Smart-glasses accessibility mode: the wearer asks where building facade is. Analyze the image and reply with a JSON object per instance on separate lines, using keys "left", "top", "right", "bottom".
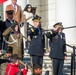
{"left": 0, "top": 0, "right": 76, "bottom": 49}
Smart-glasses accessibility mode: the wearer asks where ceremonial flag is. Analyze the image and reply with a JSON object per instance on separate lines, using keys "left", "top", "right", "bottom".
{"left": 0, "top": 0, "right": 7, "bottom": 4}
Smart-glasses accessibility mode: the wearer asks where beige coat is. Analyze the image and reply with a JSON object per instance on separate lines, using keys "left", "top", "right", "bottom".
{"left": 3, "top": 27, "right": 24, "bottom": 59}
{"left": 6, "top": 4, "right": 25, "bottom": 25}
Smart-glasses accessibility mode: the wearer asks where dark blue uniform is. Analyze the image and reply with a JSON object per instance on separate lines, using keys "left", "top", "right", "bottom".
{"left": 46, "top": 30, "right": 67, "bottom": 75}
{"left": 0, "top": 10, "right": 14, "bottom": 50}
{"left": 28, "top": 26, "right": 45, "bottom": 68}
{"left": 0, "top": 20, "right": 6, "bottom": 50}
{"left": 1, "top": 19, "right": 15, "bottom": 50}
{"left": 5, "top": 19, "right": 14, "bottom": 28}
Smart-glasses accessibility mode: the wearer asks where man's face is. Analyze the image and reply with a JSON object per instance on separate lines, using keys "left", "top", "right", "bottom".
{"left": 54, "top": 27, "right": 63, "bottom": 33}
{"left": 7, "top": 14, "right": 13, "bottom": 19}
{"left": 6, "top": 53, "right": 12, "bottom": 57}
{"left": 33, "top": 21, "right": 40, "bottom": 28}
{"left": 11, "top": 0, "right": 17, "bottom": 4}
{"left": 58, "top": 28, "right": 63, "bottom": 33}
{"left": 34, "top": 68, "right": 42, "bottom": 74}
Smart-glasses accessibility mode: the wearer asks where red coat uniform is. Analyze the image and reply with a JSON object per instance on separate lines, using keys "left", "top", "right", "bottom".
{"left": 6, "top": 63, "right": 28, "bottom": 75}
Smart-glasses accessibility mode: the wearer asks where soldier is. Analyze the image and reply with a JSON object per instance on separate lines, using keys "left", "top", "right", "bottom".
{"left": 0, "top": 16, "right": 4, "bottom": 50}
{"left": 46, "top": 22, "right": 67, "bottom": 75}
{"left": 2, "top": 21, "right": 27, "bottom": 60}
{"left": 0, "top": 10, "right": 14, "bottom": 30}
{"left": 28, "top": 15, "right": 45, "bottom": 69}
{"left": 0, "top": 10, "right": 15, "bottom": 50}
{"left": 0, "top": 10, "right": 15, "bottom": 29}
{"left": 0, "top": 46, "right": 13, "bottom": 75}
{"left": 0, "top": 10, "right": 14, "bottom": 51}
{"left": 5, "top": 10, "right": 15, "bottom": 28}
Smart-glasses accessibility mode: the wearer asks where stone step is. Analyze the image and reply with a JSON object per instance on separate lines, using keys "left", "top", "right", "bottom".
{"left": 43, "top": 56, "right": 71, "bottom": 60}
{"left": 24, "top": 50, "right": 73, "bottom": 55}
{"left": 26, "top": 69, "right": 71, "bottom": 75}
{"left": 23, "top": 50, "right": 75, "bottom": 75}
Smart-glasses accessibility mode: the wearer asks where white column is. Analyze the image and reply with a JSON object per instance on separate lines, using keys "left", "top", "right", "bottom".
{"left": 48, "top": 0, "right": 55, "bottom": 29}
{"left": 56, "top": 0, "right": 76, "bottom": 46}
{"left": 17, "top": 0, "right": 28, "bottom": 10}
{"left": 26, "top": 0, "right": 29, "bottom": 4}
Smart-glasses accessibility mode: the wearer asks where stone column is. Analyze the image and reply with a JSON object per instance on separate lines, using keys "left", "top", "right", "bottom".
{"left": 55, "top": 0, "right": 76, "bottom": 46}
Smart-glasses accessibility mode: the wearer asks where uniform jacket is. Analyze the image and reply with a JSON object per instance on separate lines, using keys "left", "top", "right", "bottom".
{"left": 6, "top": 63, "right": 28, "bottom": 75}
{"left": 6, "top": 4, "right": 25, "bottom": 24}
{"left": 5, "top": 19, "right": 15, "bottom": 28}
{"left": 0, "top": 19, "right": 15, "bottom": 31}
{"left": 0, "top": 19, "right": 16, "bottom": 50}
{"left": 0, "top": 20, "right": 5, "bottom": 49}
{"left": 46, "top": 30, "right": 67, "bottom": 59}
{"left": 0, "top": 54, "right": 9, "bottom": 75}
{"left": 2, "top": 27, "right": 24, "bottom": 59}
{"left": 28, "top": 27, "right": 45, "bottom": 56}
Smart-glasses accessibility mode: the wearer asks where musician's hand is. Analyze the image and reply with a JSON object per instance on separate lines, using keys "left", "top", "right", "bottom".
{"left": 25, "top": 63, "right": 28, "bottom": 69}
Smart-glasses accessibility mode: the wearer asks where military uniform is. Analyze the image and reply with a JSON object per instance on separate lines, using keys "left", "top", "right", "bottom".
{"left": 2, "top": 22, "right": 24, "bottom": 59}
{"left": 0, "top": 54, "right": 8, "bottom": 75}
{"left": 0, "top": 10, "right": 15, "bottom": 50}
{"left": 0, "top": 10, "right": 14, "bottom": 29}
{"left": 28, "top": 15, "right": 45, "bottom": 68}
{"left": 5, "top": 19, "right": 15, "bottom": 28}
{"left": 0, "top": 20, "right": 5, "bottom": 50}
{"left": 46, "top": 22, "right": 67, "bottom": 75}
{"left": 0, "top": 19, "right": 15, "bottom": 50}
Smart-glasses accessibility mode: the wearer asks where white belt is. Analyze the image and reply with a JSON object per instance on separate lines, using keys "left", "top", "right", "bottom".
{"left": 4, "top": 34, "right": 18, "bottom": 44}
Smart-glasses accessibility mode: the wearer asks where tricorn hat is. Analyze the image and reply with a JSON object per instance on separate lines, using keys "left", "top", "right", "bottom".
{"left": 32, "top": 15, "right": 41, "bottom": 22}
{"left": 53, "top": 22, "right": 63, "bottom": 28}
{"left": 6, "top": 10, "right": 14, "bottom": 15}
